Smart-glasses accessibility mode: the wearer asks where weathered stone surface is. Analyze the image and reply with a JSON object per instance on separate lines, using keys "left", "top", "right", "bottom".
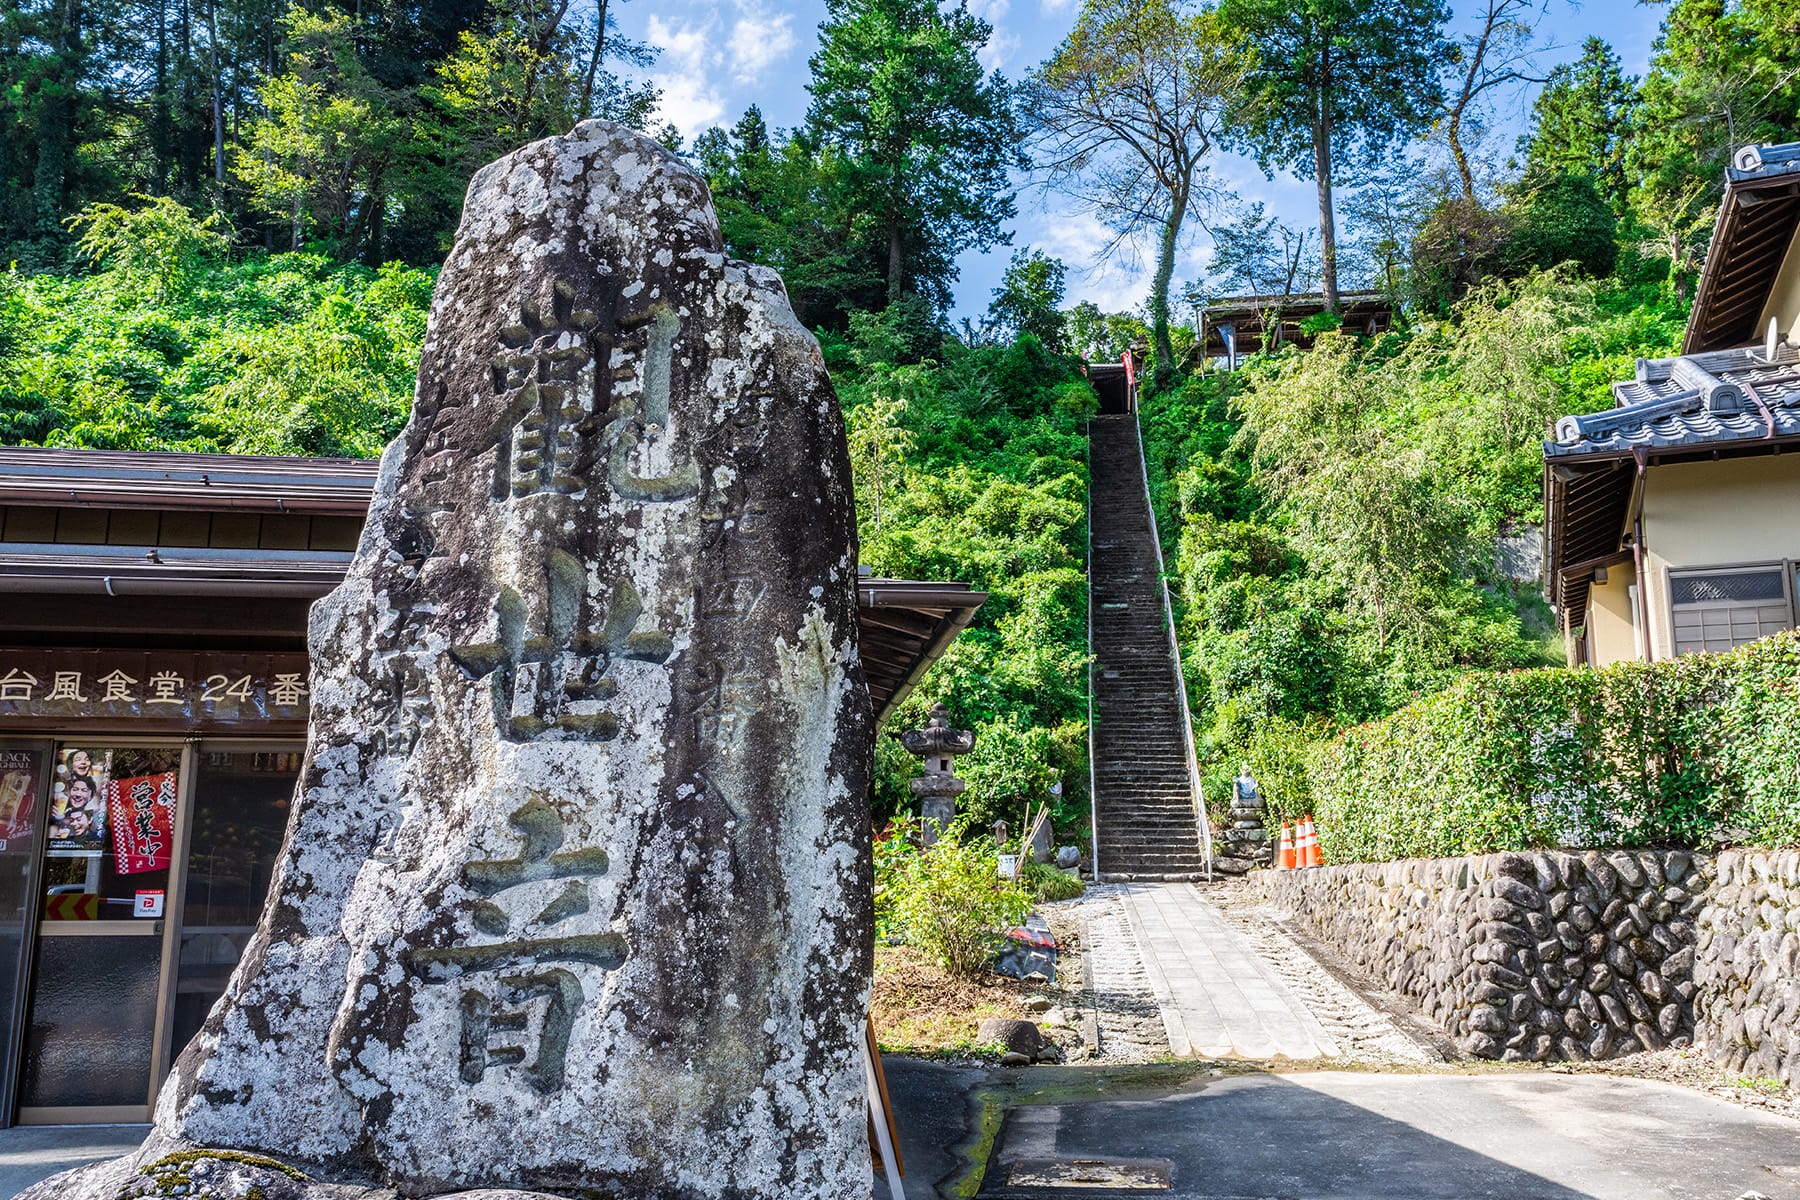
{"left": 27, "top": 121, "right": 872, "bottom": 1200}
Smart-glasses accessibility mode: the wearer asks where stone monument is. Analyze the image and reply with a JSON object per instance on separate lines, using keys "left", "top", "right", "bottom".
{"left": 28, "top": 120, "right": 873, "bottom": 1200}
{"left": 900, "top": 701, "right": 974, "bottom": 845}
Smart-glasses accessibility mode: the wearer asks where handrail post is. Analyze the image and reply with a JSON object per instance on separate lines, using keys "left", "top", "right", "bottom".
{"left": 1128, "top": 417, "right": 1213, "bottom": 881}
{"left": 1084, "top": 417, "right": 1100, "bottom": 881}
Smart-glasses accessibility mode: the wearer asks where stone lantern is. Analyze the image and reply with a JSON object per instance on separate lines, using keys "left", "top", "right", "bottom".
{"left": 901, "top": 702, "right": 975, "bottom": 845}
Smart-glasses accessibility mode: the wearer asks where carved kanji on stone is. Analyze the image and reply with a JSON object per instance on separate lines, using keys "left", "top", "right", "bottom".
{"left": 405, "top": 798, "right": 624, "bottom": 1095}
{"left": 449, "top": 559, "right": 672, "bottom": 742}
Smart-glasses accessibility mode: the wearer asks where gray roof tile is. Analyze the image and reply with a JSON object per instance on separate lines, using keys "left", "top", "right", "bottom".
{"left": 1545, "top": 344, "right": 1800, "bottom": 458}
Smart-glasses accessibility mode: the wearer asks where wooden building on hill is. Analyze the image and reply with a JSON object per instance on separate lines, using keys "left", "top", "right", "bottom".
{"left": 1545, "top": 142, "right": 1800, "bottom": 667}
{"left": 1196, "top": 291, "right": 1395, "bottom": 369}
{"left": 0, "top": 448, "right": 981, "bottom": 1126}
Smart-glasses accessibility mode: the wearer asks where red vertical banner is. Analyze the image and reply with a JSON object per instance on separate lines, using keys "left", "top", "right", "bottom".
{"left": 109, "top": 771, "right": 176, "bottom": 875}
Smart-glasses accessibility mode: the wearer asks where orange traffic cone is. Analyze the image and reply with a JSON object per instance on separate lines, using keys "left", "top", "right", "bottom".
{"left": 1276, "top": 822, "right": 1295, "bottom": 870}
{"left": 1301, "top": 816, "right": 1324, "bottom": 868}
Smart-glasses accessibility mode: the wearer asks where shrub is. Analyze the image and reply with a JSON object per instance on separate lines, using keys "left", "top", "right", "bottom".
{"left": 1309, "top": 630, "right": 1800, "bottom": 861}
{"left": 874, "top": 818, "right": 1032, "bottom": 977}
{"left": 1022, "top": 860, "right": 1085, "bottom": 901}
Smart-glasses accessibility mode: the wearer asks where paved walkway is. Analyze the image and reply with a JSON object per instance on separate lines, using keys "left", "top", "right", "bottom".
{"left": 1117, "top": 881, "right": 1342, "bottom": 1059}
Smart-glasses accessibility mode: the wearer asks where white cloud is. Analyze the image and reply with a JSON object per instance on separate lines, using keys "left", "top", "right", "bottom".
{"left": 647, "top": 13, "right": 710, "bottom": 68}
{"left": 1039, "top": 0, "right": 1076, "bottom": 13}
{"left": 646, "top": 13, "right": 726, "bottom": 136}
{"left": 728, "top": 6, "right": 798, "bottom": 83}
{"left": 979, "top": 28, "right": 1020, "bottom": 71}
{"left": 644, "top": 4, "right": 801, "bottom": 137}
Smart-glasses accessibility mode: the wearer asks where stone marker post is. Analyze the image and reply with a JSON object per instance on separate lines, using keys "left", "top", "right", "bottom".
{"left": 27, "top": 120, "right": 874, "bottom": 1200}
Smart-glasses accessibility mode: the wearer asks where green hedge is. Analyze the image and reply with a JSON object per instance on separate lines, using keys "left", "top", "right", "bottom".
{"left": 1310, "top": 630, "right": 1800, "bottom": 862}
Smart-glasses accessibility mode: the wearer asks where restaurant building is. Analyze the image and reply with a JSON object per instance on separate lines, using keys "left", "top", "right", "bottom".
{"left": 0, "top": 448, "right": 980, "bottom": 1125}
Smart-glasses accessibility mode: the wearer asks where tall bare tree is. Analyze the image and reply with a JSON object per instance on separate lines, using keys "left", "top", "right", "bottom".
{"left": 1028, "top": 0, "right": 1245, "bottom": 387}
{"left": 1441, "top": 0, "right": 1550, "bottom": 201}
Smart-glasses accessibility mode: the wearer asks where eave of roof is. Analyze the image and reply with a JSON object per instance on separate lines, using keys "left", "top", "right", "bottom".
{"left": 1541, "top": 334, "right": 1800, "bottom": 615}
{"left": 1545, "top": 343, "right": 1800, "bottom": 460}
{"left": 1684, "top": 143, "right": 1800, "bottom": 355}
{"left": 0, "top": 447, "right": 380, "bottom": 514}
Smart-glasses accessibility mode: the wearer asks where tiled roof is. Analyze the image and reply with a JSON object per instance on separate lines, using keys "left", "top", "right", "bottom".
{"left": 1545, "top": 343, "right": 1800, "bottom": 459}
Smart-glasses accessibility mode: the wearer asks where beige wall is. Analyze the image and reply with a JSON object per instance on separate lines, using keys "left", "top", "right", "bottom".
{"left": 1758, "top": 222, "right": 1800, "bottom": 343}
{"left": 1640, "top": 455, "right": 1800, "bottom": 659}
{"left": 1585, "top": 562, "right": 1639, "bottom": 668}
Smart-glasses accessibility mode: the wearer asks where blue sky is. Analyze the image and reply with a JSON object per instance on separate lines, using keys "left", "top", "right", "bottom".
{"left": 614, "top": 0, "right": 1666, "bottom": 321}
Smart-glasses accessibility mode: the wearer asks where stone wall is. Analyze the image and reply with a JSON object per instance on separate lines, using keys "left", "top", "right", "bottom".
{"left": 1256, "top": 850, "right": 1708, "bottom": 1061}
{"left": 1694, "top": 850, "right": 1800, "bottom": 1085}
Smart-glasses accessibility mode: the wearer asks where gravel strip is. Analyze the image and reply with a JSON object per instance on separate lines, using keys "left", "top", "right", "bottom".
{"left": 1040, "top": 886, "right": 1171, "bottom": 1062}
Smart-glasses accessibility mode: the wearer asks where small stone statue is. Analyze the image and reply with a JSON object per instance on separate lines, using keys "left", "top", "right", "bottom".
{"left": 901, "top": 701, "right": 974, "bottom": 845}
{"left": 1223, "top": 765, "right": 1273, "bottom": 867}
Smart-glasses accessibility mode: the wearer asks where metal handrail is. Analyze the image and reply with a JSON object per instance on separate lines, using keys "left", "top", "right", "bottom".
{"left": 1127, "top": 416, "right": 1214, "bottom": 882}
{"left": 1084, "top": 416, "right": 1101, "bottom": 880}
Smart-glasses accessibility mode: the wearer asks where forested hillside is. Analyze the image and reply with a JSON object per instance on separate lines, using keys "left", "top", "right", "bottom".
{"left": 1, "top": 0, "right": 1793, "bottom": 837}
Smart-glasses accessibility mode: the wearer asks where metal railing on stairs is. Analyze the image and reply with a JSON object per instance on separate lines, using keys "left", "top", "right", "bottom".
{"left": 1127, "top": 415, "right": 1214, "bottom": 882}
{"left": 1084, "top": 416, "right": 1101, "bottom": 879}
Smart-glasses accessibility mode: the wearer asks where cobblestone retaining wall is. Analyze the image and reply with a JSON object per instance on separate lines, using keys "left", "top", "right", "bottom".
{"left": 1254, "top": 851, "right": 1709, "bottom": 1062}
{"left": 1694, "top": 850, "right": 1800, "bottom": 1085}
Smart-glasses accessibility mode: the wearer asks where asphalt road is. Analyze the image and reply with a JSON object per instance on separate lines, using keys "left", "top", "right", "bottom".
{"left": 972, "top": 1067, "right": 1800, "bottom": 1200}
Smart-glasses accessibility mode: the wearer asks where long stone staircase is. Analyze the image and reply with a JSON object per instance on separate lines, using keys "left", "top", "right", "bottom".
{"left": 1088, "top": 414, "right": 1209, "bottom": 880}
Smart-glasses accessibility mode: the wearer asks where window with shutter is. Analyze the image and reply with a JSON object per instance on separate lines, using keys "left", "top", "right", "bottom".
{"left": 1669, "top": 566, "right": 1796, "bottom": 655}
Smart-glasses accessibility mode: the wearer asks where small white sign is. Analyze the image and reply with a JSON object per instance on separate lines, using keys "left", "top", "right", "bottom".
{"left": 997, "top": 853, "right": 1020, "bottom": 879}
{"left": 134, "top": 890, "right": 165, "bottom": 918}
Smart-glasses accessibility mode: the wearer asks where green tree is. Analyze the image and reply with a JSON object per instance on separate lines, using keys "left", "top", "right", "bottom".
{"left": 428, "top": 1, "right": 584, "bottom": 173}
{"left": 1029, "top": 0, "right": 1246, "bottom": 386}
{"left": 1627, "top": 0, "right": 1800, "bottom": 296}
{"left": 238, "top": 6, "right": 413, "bottom": 255}
{"left": 1504, "top": 172, "right": 1618, "bottom": 279}
{"left": 693, "top": 110, "right": 884, "bottom": 328}
{"left": 1234, "top": 334, "right": 1471, "bottom": 656}
{"left": 987, "top": 248, "right": 1068, "bottom": 350}
{"left": 807, "top": 0, "right": 1022, "bottom": 309}
{"left": 1518, "top": 37, "right": 1637, "bottom": 215}
{"left": 67, "top": 193, "right": 230, "bottom": 303}
{"left": 1219, "top": 0, "right": 1451, "bottom": 313}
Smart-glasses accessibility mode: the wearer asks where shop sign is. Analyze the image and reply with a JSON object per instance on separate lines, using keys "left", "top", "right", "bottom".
{"left": 0, "top": 651, "right": 310, "bottom": 727}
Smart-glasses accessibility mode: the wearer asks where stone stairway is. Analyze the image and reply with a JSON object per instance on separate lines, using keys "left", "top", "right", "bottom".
{"left": 1088, "top": 413, "right": 1208, "bottom": 880}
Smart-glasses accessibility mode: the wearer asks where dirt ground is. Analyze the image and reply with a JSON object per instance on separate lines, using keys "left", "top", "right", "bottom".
{"left": 870, "top": 945, "right": 1037, "bottom": 1056}
{"left": 870, "top": 894, "right": 1099, "bottom": 1061}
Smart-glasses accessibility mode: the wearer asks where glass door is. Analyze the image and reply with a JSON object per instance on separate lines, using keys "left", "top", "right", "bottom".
{"left": 170, "top": 745, "right": 302, "bottom": 1058}
{"left": 0, "top": 742, "right": 52, "bottom": 1129}
{"left": 16, "top": 743, "right": 189, "bottom": 1124}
